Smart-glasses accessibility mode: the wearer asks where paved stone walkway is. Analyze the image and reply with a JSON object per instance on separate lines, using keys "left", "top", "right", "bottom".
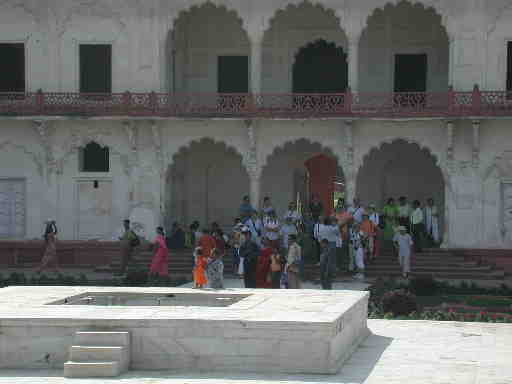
{"left": 0, "top": 319, "right": 511, "bottom": 383}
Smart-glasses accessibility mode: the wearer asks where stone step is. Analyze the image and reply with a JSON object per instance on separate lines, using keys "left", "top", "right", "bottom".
{"left": 64, "top": 361, "right": 121, "bottom": 378}
{"left": 70, "top": 346, "right": 128, "bottom": 369}
{"left": 74, "top": 331, "right": 130, "bottom": 347}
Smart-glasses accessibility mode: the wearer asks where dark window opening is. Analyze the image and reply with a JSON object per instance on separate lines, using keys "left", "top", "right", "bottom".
{"left": 507, "top": 42, "right": 512, "bottom": 95}
{"left": 394, "top": 54, "right": 428, "bottom": 93}
{"left": 293, "top": 39, "right": 348, "bottom": 94}
{"left": 394, "top": 54, "right": 428, "bottom": 107}
{"left": 0, "top": 43, "right": 25, "bottom": 93}
{"left": 80, "top": 44, "right": 112, "bottom": 94}
{"left": 217, "top": 56, "right": 249, "bottom": 93}
{"left": 80, "top": 142, "right": 109, "bottom": 173}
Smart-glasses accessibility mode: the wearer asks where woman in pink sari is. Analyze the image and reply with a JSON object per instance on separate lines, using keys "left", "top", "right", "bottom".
{"left": 149, "top": 227, "right": 169, "bottom": 278}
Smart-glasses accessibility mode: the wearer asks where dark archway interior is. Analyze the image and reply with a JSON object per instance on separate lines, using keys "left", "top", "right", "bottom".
{"left": 356, "top": 139, "right": 445, "bottom": 234}
{"left": 261, "top": 139, "right": 345, "bottom": 218}
{"left": 293, "top": 39, "right": 348, "bottom": 93}
{"left": 166, "top": 139, "right": 249, "bottom": 230}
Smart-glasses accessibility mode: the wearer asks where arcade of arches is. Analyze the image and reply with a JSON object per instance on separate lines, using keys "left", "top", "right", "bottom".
{"left": 164, "top": 138, "right": 445, "bottom": 234}
{"left": 166, "top": 1, "right": 449, "bottom": 95}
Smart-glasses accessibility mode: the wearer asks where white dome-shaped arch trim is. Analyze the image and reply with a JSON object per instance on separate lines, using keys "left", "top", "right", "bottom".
{"left": 166, "top": 136, "right": 251, "bottom": 175}
{"left": 262, "top": 1, "right": 348, "bottom": 40}
{"left": 260, "top": 137, "right": 345, "bottom": 175}
{"left": 356, "top": 137, "right": 448, "bottom": 182}
{"left": 361, "top": 0, "right": 454, "bottom": 39}
{"left": 169, "top": 1, "right": 250, "bottom": 36}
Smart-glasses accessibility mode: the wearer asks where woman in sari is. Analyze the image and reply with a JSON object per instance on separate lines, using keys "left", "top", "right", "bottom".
{"left": 36, "top": 220, "right": 60, "bottom": 274}
{"left": 382, "top": 198, "right": 399, "bottom": 242}
{"left": 149, "top": 227, "right": 169, "bottom": 279}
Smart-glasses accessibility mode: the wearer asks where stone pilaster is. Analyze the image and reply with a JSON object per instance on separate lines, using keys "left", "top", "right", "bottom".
{"left": 344, "top": 120, "right": 356, "bottom": 204}
{"left": 472, "top": 120, "right": 480, "bottom": 168}
{"left": 347, "top": 37, "right": 360, "bottom": 93}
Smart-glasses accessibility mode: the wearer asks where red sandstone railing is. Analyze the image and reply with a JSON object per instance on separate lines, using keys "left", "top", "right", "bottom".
{"left": 1, "top": 86, "right": 512, "bottom": 118}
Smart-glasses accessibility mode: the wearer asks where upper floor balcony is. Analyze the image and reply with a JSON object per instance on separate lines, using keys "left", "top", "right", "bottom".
{"left": 1, "top": 86, "right": 511, "bottom": 119}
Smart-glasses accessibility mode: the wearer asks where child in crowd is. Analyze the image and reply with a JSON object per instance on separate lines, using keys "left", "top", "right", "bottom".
{"left": 193, "top": 247, "right": 207, "bottom": 288}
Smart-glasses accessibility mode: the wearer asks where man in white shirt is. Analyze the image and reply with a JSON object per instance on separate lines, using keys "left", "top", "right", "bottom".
{"left": 263, "top": 211, "right": 280, "bottom": 249}
{"left": 283, "top": 202, "right": 302, "bottom": 224}
{"left": 348, "top": 198, "right": 365, "bottom": 224}
{"left": 393, "top": 226, "right": 413, "bottom": 278}
{"left": 314, "top": 217, "right": 340, "bottom": 275}
{"left": 410, "top": 200, "right": 424, "bottom": 252}
{"left": 280, "top": 217, "right": 297, "bottom": 251}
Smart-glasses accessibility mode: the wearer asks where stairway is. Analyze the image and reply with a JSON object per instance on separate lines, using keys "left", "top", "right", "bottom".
{"left": 104, "top": 248, "right": 235, "bottom": 276}
{"left": 64, "top": 331, "right": 131, "bottom": 378}
{"left": 302, "top": 247, "right": 506, "bottom": 281}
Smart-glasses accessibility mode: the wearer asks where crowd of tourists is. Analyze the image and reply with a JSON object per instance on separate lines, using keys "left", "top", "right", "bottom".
{"left": 34, "top": 194, "right": 440, "bottom": 287}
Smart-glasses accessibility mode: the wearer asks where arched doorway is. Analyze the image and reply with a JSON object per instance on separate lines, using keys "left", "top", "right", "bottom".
{"left": 261, "top": 140, "right": 344, "bottom": 218}
{"left": 166, "top": 139, "right": 249, "bottom": 229}
{"left": 169, "top": 3, "right": 250, "bottom": 93}
{"left": 356, "top": 139, "right": 445, "bottom": 237}
{"left": 293, "top": 39, "right": 348, "bottom": 93}
{"left": 262, "top": 1, "right": 348, "bottom": 93}
{"left": 359, "top": 1, "right": 449, "bottom": 93}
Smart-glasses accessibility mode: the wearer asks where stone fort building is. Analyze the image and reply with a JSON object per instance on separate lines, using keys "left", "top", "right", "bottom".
{"left": 1, "top": 0, "right": 512, "bottom": 248}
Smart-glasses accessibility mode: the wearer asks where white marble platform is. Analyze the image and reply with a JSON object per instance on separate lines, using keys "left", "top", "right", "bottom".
{"left": 0, "top": 286, "right": 369, "bottom": 374}
{"left": 0, "top": 319, "right": 510, "bottom": 384}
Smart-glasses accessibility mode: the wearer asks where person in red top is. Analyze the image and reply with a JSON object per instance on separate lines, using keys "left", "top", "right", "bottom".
{"left": 255, "top": 238, "right": 273, "bottom": 288}
{"left": 198, "top": 228, "right": 216, "bottom": 262}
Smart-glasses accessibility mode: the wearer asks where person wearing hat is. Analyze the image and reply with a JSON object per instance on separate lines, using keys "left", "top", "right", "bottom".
{"left": 393, "top": 226, "right": 413, "bottom": 278}
{"left": 239, "top": 228, "right": 260, "bottom": 288}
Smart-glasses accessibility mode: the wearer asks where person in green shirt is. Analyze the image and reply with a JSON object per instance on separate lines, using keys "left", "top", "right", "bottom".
{"left": 382, "top": 198, "right": 399, "bottom": 242}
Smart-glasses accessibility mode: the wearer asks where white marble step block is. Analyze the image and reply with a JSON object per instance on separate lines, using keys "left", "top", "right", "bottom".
{"left": 74, "top": 331, "right": 130, "bottom": 347}
{"left": 70, "top": 346, "right": 129, "bottom": 370}
{"left": 63, "top": 361, "right": 121, "bottom": 378}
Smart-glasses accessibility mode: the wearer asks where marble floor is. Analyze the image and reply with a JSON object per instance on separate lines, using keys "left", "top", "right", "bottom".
{"left": 0, "top": 319, "right": 511, "bottom": 384}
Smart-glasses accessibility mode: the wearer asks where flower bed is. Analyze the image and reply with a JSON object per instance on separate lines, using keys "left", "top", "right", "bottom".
{"left": 368, "top": 277, "right": 512, "bottom": 323}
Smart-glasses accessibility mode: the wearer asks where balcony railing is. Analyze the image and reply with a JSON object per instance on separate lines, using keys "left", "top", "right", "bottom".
{"left": 1, "top": 86, "right": 511, "bottom": 118}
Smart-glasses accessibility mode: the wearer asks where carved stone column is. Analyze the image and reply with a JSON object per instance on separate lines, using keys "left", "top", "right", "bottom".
{"left": 250, "top": 37, "right": 263, "bottom": 95}
{"left": 245, "top": 119, "right": 261, "bottom": 210}
{"left": 151, "top": 120, "right": 165, "bottom": 225}
{"left": 446, "top": 121, "right": 455, "bottom": 173}
{"left": 472, "top": 120, "right": 480, "bottom": 168}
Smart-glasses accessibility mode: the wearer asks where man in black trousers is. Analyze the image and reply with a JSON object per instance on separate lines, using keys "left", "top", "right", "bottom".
{"left": 240, "top": 229, "right": 260, "bottom": 288}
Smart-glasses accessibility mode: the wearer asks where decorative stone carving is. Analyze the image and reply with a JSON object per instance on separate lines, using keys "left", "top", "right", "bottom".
{"left": 123, "top": 120, "right": 138, "bottom": 158}
{"left": 150, "top": 121, "right": 163, "bottom": 169}
{"left": 33, "top": 120, "right": 57, "bottom": 177}
{"left": 56, "top": 0, "right": 126, "bottom": 37}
